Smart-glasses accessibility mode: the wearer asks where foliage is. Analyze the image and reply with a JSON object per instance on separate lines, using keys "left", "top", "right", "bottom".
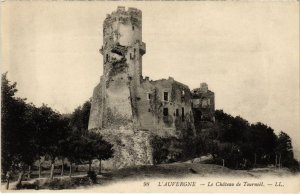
{"left": 87, "top": 171, "right": 97, "bottom": 184}
{"left": 1, "top": 73, "right": 37, "bottom": 175}
{"left": 275, "top": 132, "right": 299, "bottom": 171}
{"left": 1, "top": 74, "right": 113, "bottom": 186}
{"left": 151, "top": 109, "right": 298, "bottom": 171}
{"left": 211, "top": 110, "right": 298, "bottom": 170}
{"left": 151, "top": 136, "right": 170, "bottom": 164}
{"left": 69, "top": 100, "right": 91, "bottom": 133}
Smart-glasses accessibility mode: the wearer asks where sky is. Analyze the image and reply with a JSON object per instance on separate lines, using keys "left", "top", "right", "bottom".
{"left": 1, "top": 1, "right": 299, "bottom": 159}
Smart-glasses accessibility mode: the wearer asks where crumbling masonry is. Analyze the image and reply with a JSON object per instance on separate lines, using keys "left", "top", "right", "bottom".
{"left": 88, "top": 7, "right": 215, "bottom": 169}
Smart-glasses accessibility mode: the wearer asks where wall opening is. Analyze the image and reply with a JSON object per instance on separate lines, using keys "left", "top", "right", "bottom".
{"left": 181, "top": 107, "right": 185, "bottom": 121}
{"left": 163, "top": 92, "right": 169, "bottom": 101}
{"left": 147, "top": 93, "right": 151, "bottom": 100}
{"left": 176, "top": 109, "right": 179, "bottom": 117}
{"left": 134, "top": 48, "right": 136, "bottom": 58}
{"left": 163, "top": 108, "right": 169, "bottom": 116}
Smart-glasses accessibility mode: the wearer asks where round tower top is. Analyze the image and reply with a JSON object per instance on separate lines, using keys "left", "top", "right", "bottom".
{"left": 104, "top": 7, "right": 142, "bottom": 29}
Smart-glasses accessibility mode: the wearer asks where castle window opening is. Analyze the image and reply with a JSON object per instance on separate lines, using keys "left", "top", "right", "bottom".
{"left": 181, "top": 107, "right": 185, "bottom": 121}
{"left": 176, "top": 109, "right": 179, "bottom": 116}
{"left": 163, "top": 92, "right": 169, "bottom": 101}
{"left": 132, "top": 25, "right": 135, "bottom": 31}
{"left": 134, "top": 48, "right": 136, "bottom": 58}
{"left": 163, "top": 108, "right": 169, "bottom": 116}
{"left": 106, "top": 54, "right": 109, "bottom": 62}
{"left": 147, "top": 93, "right": 151, "bottom": 100}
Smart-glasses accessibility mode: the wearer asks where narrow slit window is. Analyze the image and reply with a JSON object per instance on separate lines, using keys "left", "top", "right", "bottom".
{"left": 106, "top": 54, "right": 109, "bottom": 62}
{"left": 181, "top": 107, "right": 185, "bottom": 121}
{"left": 134, "top": 48, "right": 136, "bottom": 58}
{"left": 163, "top": 108, "right": 169, "bottom": 116}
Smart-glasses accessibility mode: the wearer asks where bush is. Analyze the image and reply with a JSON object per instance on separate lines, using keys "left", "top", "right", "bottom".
{"left": 87, "top": 171, "right": 97, "bottom": 184}
{"left": 16, "top": 180, "right": 39, "bottom": 190}
{"left": 44, "top": 179, "right": 70, "bottom": 190}
{"left": 41, "top": 177, "right": 95, "bottom": 190}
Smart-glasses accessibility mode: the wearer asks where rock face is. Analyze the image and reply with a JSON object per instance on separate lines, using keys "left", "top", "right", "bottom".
{"left": 88, "top": 6, "right": 215, "bottom": 170}
{"left": 93, "top": 125, "right": 153, "bottom": 169}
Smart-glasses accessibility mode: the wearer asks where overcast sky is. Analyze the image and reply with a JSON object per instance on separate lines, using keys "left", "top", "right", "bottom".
{"left": 1, "top": 1, "right": 299, "bottom": 159}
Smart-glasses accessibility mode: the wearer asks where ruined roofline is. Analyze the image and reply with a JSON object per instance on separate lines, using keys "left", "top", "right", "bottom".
{"left": 142, "top": 75, "right": 191, "bottom": 89}
{"left": 192, "top": 88, "right": 215, "bottom": 95}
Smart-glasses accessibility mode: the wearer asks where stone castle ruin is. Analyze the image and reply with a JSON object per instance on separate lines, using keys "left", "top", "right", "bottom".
{"left": 88, "top": 6, "right": 215, "bottom": 169}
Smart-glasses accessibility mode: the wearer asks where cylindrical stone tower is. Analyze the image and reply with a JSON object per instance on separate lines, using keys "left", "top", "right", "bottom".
{"left": 100, "top": 6, "right": 146, "bottom": 84}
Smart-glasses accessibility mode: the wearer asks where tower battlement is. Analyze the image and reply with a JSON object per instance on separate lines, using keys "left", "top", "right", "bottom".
{"left": 104, "top": 6, "right": 142, "bottom": 29}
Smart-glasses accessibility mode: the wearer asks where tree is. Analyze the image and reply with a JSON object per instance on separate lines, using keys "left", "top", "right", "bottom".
{"left": 212, "top": 110, "right": 282, "bottom": 169}
{"left": 151, "top": 136, "right": 170, "bottom": 165}
{"left": 249, "top": 122, "right": 277, "bottom": 166}
{"left": 70, "top": 100, "right": 91, "bottom": 133}
{"left": 81, "top": 132, "right": 114, "bottom": 173}
{"left": 64, "top": 131, "right": 83, "bottom": 177}
{"left": 30, "top": 104, "right": 69, "bottom": 180}
{"left": 1, "top": 73, "right": 38, "bottom": 188}
{"left": 275, "top": 131, "right": 298, "bottom": 170}
{"left": 65, "top": 131, "right": 113, "bottom": 176}
{"left": 94, "top": 134, "right": 114, "bottom": 174}
{"left": 57, "top": 117, "right": 72, "bottom": 176}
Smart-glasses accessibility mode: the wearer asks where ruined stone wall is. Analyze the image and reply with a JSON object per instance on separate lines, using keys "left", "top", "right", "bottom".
{"left": 88, "top": 77, "right": 106, "bottom": 129}
{"left": 136, "top": 78, "right": 156, "bottom": 130}
{"left": 135, "top": 77, "right": 196, "bottom": 138}
{"left": 192, "top": 83, "right": 215, "bottom": 131}
{"left": 104, "top": 72, "right": 133, "bottom": 128}
{"left": 192, "top": 90, "right": 215, "bottom": 122}
{"left": 92, "top": 125, "right": 153, "bottom": 170}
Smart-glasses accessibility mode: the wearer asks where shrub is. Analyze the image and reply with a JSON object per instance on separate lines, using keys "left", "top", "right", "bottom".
{"left": 87, "top": 171, "right": 97, "bottom": 184}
